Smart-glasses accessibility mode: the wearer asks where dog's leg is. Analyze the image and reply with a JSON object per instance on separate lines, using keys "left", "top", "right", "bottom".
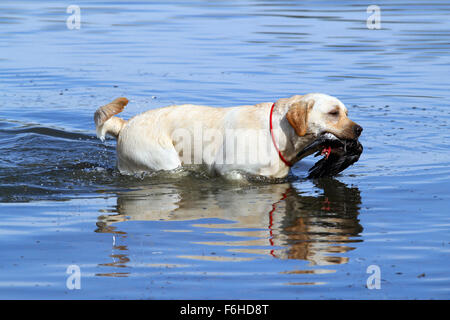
{"left": 117, "top": 134, "right": 182, "bottom": 174}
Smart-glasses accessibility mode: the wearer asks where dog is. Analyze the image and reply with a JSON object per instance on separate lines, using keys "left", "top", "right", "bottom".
{"left": 94, "top": 93, "right": 362, "bottom": 179}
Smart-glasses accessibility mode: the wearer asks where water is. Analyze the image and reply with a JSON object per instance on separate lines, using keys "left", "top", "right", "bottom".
{"left": 0, "top": 0, "right": 449, "bottom": 299}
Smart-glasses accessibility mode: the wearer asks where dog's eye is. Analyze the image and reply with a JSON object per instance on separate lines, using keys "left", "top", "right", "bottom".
{"left": 328, "top": 110, "right": 339, "bottom": 116}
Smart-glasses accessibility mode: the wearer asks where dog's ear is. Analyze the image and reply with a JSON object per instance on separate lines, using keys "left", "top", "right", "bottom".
{"left": 286, "top": 99, "right": 315, "bottom": 137}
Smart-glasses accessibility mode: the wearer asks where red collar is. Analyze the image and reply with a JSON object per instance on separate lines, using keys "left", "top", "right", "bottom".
{"left": 269, "top": 103, "right": 293, "bottom": 167}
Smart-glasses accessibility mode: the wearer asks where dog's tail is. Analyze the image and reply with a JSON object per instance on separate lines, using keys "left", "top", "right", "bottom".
{"left": 94, "top": 97, "right": 129, "bottom": 141}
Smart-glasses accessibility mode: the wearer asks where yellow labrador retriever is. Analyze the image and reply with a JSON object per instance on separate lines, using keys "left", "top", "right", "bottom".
{"left": 94, "top": 93, "right": 362, "bottom": 179}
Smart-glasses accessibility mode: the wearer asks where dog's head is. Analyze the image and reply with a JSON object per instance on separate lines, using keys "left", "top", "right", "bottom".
{"left": 277, "top": 93, "right": 363, "bottom": 176}
{"left": 282, "top": 93, "right": 362, "bottom": 141}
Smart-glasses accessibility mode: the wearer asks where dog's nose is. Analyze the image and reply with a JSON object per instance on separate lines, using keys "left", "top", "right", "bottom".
{"left": 353, "top": 124, "right": 363, "bottom": 137}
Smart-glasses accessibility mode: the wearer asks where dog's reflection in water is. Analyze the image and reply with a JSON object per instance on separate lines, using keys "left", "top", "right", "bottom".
{"left": 96, "top": 177, "right": 362, "bottom": 266}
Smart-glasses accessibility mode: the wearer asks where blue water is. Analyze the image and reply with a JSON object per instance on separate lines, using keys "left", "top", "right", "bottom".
{"left": 0, "top": 0, "right": 449, "bottom": 299}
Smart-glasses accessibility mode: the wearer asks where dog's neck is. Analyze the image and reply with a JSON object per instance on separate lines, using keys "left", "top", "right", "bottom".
{"left": 271, "top": 103, "right": 315, "bottom": 166}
